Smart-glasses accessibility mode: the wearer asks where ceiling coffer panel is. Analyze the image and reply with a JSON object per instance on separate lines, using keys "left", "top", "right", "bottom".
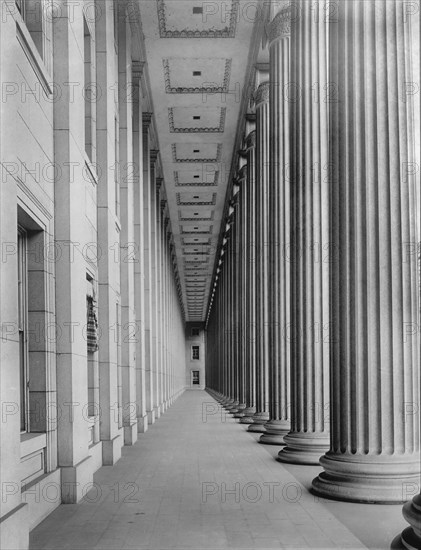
{"left": 177, "top": 193, "right": 217, "bottom": 206}
{"left": 181, "top": 225, "right": 214, "bottom": 234}
{"left": 157, "top": 0, "right": 240, "bottom": 38}
{"left": 139, "top": 0, "right": 256, "bottom": 322}
{"left": 174, "top": 169, "right": 219, "bottom": 187}
{"left": 169, "top": 107, "right": 226, "bottom": 133}
{"left": 172, "top": 143, "right": 222, "bottom": 164}
{"left": 179, "top": 210, "right": 214, "bottom": 221}
{"left": 163, "top": 58, "right": 232, "bottom": 94}
{"left": 183, "top": 237, "right": 211, "bottom": 245}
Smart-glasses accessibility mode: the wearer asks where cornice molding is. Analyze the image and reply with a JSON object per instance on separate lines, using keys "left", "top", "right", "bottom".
{"left": 150, "top": 149, "right": 159, "bottom": 163}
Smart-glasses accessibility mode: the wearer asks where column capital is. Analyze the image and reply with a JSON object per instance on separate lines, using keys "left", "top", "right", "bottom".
{"left": 268, "top": 6, "right": 291, "bottom": 44}
{"left": 156, "top": 176, "right": 164, "bottom": 190}
{"left": 245, "top": 130, "right": 256, "bottom": 150}
{"left": 254, "top": 82, "right": 269, "bottom": 106}
{"left": 237, "top": 165, "right": 247, "bottom": 182}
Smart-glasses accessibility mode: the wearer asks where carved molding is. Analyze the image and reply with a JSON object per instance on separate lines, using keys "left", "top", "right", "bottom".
{"left": 142, "top": 112, "right": 153, "bottom": 129}
{"left": 132, "top": 60, "right": 145, "bottom": 82}
{"left": 150, "top": 149, "right": 159, "bottom": 164}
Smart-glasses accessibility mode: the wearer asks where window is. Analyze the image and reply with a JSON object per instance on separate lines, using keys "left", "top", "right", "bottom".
{"left": 191, "top": 328, "right": 200, "bottom": 337}
{"left": 16, "top": 0, "right": 44, "bottom": 58}
{"left": 192, "top": 371, "right": 200, "bottom": 385}
{"left": 192, "top": 345, "right": 200, "bottom": 360}
{"left": 18, "top": 228, "right": 29, "bottom": 432}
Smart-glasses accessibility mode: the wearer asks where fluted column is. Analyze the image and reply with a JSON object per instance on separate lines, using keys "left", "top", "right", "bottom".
{"left": 234, "top": 170, "right": 247, "bottom": 418}
{"left": 240, "top": 130, "right": 257, "bottom": 425}
{"left": 398, "top": 2, "right": 420, "bottom": 545}
{"left": 312, "top": 0, "right": 420, "bottom": 503}
{"left": 277, "top": 2, "right": 330, "bottom": 461}
{"left": 227, "top": 215, "right": 240, "bottom": 412}
{"left": 248, "top": 82, "right": 270, "bottom": 432}
{"left": 260, "top": 7, "right": 291, "bottom": 445}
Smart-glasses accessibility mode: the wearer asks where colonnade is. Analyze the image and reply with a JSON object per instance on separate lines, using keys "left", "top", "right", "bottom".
{"left": 206, "top": 2, "right": 420, "bottom": 547}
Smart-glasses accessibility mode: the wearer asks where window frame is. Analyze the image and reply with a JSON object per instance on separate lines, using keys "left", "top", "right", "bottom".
{"left": 18, "top": 227, "right": 29, "bottom": 433}
{"left": 192, "top": 370, "right": 200, "bottom": 385}
{"left": 191, "top": 345, "right": 200, "bottom": 361}
{"left": 16, "top": 0, "right": 45, "bottom": 59}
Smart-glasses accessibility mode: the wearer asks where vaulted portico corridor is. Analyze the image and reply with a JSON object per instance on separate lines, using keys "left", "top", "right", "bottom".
{"left": 29, "top": 390, "right": 405, "bottom": 550}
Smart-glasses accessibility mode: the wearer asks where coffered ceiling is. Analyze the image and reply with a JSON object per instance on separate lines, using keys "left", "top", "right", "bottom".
{"left": 138, "top": 0, "right": 264, "bottom": 321}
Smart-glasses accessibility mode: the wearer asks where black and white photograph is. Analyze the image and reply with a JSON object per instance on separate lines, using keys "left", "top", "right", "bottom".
{"left": 0, "top": 0, "right": 420, "bottom": 549}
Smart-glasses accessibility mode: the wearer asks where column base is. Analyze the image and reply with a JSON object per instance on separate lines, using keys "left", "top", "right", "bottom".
{"left": 240, "top": 407, "right": 256, "bottom": 424}
{"left": 226, "top": 401, "right": 240, "bottom": 413}
{"left": 312, "top": 452, "right": 421, "bottom": 503}
{"left": 259, "top": 419, "right": 290, "bottom": 445}
{"left": 278, "top": 432, "right": 330, "bottom": 464}
{"left": 233, "top": 403, "right": 247, "bottom": 418}
{"left": 247, "top": 412, "right": 270, "bottom": 433}
{"left": 222, "top": 398, "right": 234, "bottom": 407}
{"left": 398, "top": 494, "right": 421, "bottom": 550}
{"left": 137, "top": 415, "right": 148, "bottom": 434}
{"left": 399, "top": 527, "right": 421, "bottom": 550}
{"left": 154, "top": 406, "right": 161, "bottom": 419}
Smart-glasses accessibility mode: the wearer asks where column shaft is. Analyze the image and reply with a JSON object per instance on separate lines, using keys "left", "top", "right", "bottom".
{"left": 240, "top": 132, "right": 257, "bottom": 424}
{"left": 249, "top": 82, "right": 270, "bottom": 432}
{"left": 261, "top": 8, "right": 292, "bottom": 445}
{"left": 277, "top": 2, "right": 330, "bottom": 461}
{"left": 312, "top": 0, "right": 420, "bottom": 503}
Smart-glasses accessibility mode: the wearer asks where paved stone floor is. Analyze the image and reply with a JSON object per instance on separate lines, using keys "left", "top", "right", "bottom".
{"left": 30, "top": 391, "right": 406, "bottom": 550}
